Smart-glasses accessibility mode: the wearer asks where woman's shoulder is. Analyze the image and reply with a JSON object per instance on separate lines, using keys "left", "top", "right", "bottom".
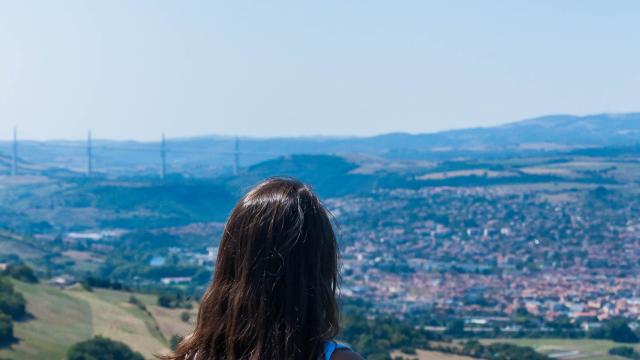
{"left": 332, "top": 349, "right": 365, "bottom": 360}
{"left": 324, "top": 341, "right": 364, "bottom": 360}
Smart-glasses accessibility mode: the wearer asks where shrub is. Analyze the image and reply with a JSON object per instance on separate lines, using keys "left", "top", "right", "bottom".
{"left": 0, "top": 278, "right": 26, "bottom": 319}
{"left": 180, "top": 311, "right": 190, "bottom": 323}
{"left": 4, "top": 264, "right": 38, "bottom": 284}
{"left": 170, "top": 335, "right": 183, "bottom": 351}
{"left": 67, "top": 336, "right": 144, "bottom": 360}
{"left": 157, "top": 292, "right": 191, "bottom": 309}
{"left": 609, "top": 346, "right": 640, "bottom": 359}
{"left": 444, "top": 319, "right": 465, "bottom": 337}
{"left": 158, "top": 294, "right": 174, "bottom": 308}
{"left": 608, "top": 320, "right": 639, "bottom": 343}
{"left": 0, "top": 313, "right": 13, "bottom": 344}
{"left": 128, "top": 296, "right": 147, "bottom": 311}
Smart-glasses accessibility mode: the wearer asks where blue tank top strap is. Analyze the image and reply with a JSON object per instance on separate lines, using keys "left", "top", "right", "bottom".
{"left": 324, "top": 341, "right": 351, "bottom": 360}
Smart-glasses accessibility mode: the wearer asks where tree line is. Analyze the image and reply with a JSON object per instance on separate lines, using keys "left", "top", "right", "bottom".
{"left": 0, "top": 264, "right": 36, "bottom": 345}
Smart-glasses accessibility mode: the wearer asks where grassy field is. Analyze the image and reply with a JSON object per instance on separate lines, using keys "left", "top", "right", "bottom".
{"left": 0, "top": 281, "right": 194, "bottom": 360}
{"left": 147, "top": 304, "right": 197, "bottom": 341}
{"left": 392, "top": 349, "right": 475, "bottom": 360}
{"left": 0, "top": 281, "right": 92, "bottom": 359}
{"left": 480, "top": 338, "right": 640, "bottom": 360}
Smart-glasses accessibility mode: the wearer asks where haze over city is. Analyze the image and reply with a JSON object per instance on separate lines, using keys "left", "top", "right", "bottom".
{"left": 1, "top": 0, "right": 639, "bottom": 140}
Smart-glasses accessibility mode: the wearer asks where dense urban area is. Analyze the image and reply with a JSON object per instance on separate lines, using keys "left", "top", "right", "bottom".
{"left": 335, "top": 184, "right": 640, "bottom": 326}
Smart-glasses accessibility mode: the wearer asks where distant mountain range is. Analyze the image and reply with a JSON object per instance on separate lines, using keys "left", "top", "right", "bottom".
{"left": 1, "top": 112, "right": 639, "bottom": 176}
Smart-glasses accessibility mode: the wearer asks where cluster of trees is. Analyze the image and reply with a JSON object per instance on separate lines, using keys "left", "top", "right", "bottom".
{"left": 609, "top": 346, "right": 640, "bottom": 359}
{"left": 0, "top": 264, "right": 38, "bottom": 346}
{"left": 67, "top": 336, "right": 143, "bottom": 360}
{"left": 0, "top": 314, "right": 12, "bottom": 346}
{"left": 80, "top": 277, "right": 129, "bottom": 292}
{"left": 588, "top": 319, "right": 639, "bottom": 343}
{"left": 0, "top": 278, "right": 26, "bottom": 319}
{"left": 1, "top": 264, "right": 38, "bottom": 284}
{"left": 170, "top": 335, "right": 184, "bottom": 351}
{"left": 457, "top": 341, "right": 550, "bottom": 360}
{"left": 337, "top": 309, "right": 556, "bottom": 360}
{"left": 157, "top": 291, "right": 193, "bottom": 309}
{"left": 436, "top": 311, "right": 640, "bottom": 344}
{"left": 0, "top": 276, "right": 27, "bottom": 344}
{"left": 128, "top": 295, "right": 147, "bottom": 311}
{"left": 339, "top": 310, "right": 438, "bottom": 360}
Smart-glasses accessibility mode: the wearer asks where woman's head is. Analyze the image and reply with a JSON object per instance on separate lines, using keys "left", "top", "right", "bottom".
{"left": 168, "top": 178, "right": 340, "bottom": 360}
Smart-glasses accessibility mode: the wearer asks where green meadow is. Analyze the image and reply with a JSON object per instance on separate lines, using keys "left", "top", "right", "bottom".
{"left": 0, "top": 281, "right": 193, "bottom": 360}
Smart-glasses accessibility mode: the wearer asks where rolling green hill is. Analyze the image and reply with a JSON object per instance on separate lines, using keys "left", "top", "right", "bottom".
{"left": 0, "top": 281, "right": 195, "bottom": 360}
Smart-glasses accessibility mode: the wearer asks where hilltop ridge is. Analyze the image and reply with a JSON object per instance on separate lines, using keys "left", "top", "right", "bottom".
{"left": 1, "top": 112, "right": 640, "bottom": 176}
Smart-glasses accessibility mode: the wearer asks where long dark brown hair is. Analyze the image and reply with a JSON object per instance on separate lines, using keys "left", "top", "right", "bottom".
{"left": 163, "top": 178, "right": 340, "bottom": 360}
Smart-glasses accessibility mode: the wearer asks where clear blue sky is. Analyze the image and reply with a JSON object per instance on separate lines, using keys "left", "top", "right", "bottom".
{"left": 1, "top": 1, "right": 638, "bottom": 140}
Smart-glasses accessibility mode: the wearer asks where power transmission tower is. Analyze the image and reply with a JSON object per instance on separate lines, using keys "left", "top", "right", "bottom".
{"left": 87, "top": 131, "right": 93, "bottom": 177}
{"left": 11, "top": 127, "right": 17, "bottom": 176}
{"left": 161, "top": 133, "right": 167, "bottom": 179}
{"left": 233, "top": 136, "right": 240, "bottom": 176}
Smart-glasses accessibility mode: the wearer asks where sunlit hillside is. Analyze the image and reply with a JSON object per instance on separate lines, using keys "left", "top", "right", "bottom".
{"left": 0, "top": 280, "right": 195, "bottom": 360}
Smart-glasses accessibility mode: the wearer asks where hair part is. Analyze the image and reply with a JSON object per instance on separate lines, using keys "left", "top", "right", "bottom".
{"left": 162, "top": 178, "right": 340, "bottom": 360}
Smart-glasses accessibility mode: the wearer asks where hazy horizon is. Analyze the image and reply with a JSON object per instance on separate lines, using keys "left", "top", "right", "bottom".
{"left": 1, "top": 111, "right": 639, "bottom": 143}
{"left": 2, "top": 1, "right": 639, "bottom": 141}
